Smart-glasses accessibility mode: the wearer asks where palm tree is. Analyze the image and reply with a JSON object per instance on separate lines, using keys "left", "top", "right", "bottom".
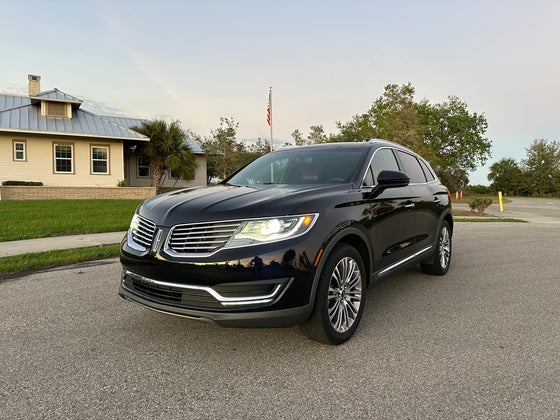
{"left": 132, "top": 119, "right": 197, "bottom": 193}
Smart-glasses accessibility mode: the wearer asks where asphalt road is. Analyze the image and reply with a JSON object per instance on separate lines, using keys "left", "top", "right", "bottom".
{"left": 1, "top": 223, "right": 559, "bottom": 419}
{"left": 500, "top": 197, "right": 560, "bottom": 223}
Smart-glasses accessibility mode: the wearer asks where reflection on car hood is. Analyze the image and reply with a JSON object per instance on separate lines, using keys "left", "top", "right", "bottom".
{"left": 138, "top": 184, "right": 348, "bottom": 226}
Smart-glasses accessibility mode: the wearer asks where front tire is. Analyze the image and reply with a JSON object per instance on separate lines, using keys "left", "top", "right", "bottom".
{"left": 421, "top": 220, "right": 452, "bottom": 275}
{"left": 300, "top": 244, "right": 366, "bottom": 345}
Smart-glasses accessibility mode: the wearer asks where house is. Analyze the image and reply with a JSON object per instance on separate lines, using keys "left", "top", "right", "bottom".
{"left": 0, "top": 75, "right": 206, "bottom": 189}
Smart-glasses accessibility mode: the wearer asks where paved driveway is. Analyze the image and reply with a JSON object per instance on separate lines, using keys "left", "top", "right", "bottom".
{"left": 1, "top": 223, "right": 559, "bottom": 419}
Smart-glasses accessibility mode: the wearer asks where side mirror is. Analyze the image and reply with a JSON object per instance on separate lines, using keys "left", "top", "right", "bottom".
{"left": 366, "top": 170, "right": 409, "bottom": 198}
{"left": 377, "top": 170, "right": 410, "bottom": 188}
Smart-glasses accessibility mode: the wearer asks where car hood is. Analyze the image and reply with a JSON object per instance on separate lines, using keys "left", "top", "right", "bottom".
{"left": 138, "top": 184, "right": 349, "bottom": 226}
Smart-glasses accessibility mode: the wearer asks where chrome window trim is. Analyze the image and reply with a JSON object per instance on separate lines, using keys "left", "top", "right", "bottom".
{"left": 361, "top": 145, "right": 439, "bottom": 187}
{"left": 360, "top": 146, "right": 401, "bottom": 187}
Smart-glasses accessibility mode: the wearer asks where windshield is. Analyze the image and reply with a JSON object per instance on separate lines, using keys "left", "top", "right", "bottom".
{"left": 226, "top": 147, "right": 367, "bottom": 186}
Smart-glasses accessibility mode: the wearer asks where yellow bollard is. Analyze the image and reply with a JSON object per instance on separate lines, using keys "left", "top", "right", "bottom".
{"left": 498, "top": 191, "right": 504, "bottom": 212}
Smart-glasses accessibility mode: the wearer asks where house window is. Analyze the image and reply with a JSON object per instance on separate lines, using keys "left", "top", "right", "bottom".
{"left": 170, "top": 168, "right": 180, "bottom": 179}
{"left": 13, "top": 140, "right": 26, "bottom": 161}
{"left": 137, "top": 156, "right": 150, "bottom": 178}
{"left": 54, "top": 143, "right": 74, "bottom": 173}
{"left": 91, "top": 145, "right": 109, "bottom": 174}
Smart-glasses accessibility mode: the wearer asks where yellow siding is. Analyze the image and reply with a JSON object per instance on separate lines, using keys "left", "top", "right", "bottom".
{"left": 0, "top": 134, "right": 124, "bottom": 187}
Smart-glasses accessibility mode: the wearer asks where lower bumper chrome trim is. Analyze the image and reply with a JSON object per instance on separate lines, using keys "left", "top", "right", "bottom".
{"left": 122, "top": 270, "right": 288, "bottom": 307}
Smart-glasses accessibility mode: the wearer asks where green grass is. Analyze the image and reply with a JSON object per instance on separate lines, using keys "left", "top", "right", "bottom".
{"left": 0, "top": 199, "right": 142, "bottom": 242}
{"left": 0, "top": 244, "right": 120, "bottom": 276}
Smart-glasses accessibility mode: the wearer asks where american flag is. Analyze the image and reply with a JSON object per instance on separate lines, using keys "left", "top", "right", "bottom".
{"left": 267, "top": 88, "right": 271, "bottom": 126}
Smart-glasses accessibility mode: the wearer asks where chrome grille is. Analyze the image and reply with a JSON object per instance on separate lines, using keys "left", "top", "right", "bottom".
{"left": 167, "top": 221, "right": 241, "bottom": 254}
{"left": 132, "top": 216, "right": 156, "bottom": 249}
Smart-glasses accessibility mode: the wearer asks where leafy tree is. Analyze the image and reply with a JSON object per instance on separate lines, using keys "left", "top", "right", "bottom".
{"left": 132, "top": 119, "right": 196, "bottom": 193}
{"left": 239, "top": 138, "right": 271, "bottom": 167}
{"left": 330, "top": 83, "right": 491, "bottom": 189}
{"left": 333, "top": 83, "right": 422, "bottom": 147}
{"left": 522, "top": 139, "right": 560, "bottom": 195}
{"left": 308, "top": 125, "right": 328, "bottom": 144}
{"left": 201, "top": 117, "right": 242, "bottom": 181}
{"left": 289, "top": 127, "right": 328, "bottom": 146}
{"left": 291, "top": 129, "right": 307, "bottom": 146}
{"left": 201, "top": 118, "right": 270, "bottom": 181}
{"left": 438, "top": 167, "right": 469, "bottom": 193}
{"left": 487, "top": 158, "right": 523, "bottom": 195}
{"left": 333, "top": 113, "right": 377, "bottom": 143}
{"left": 166, "top": 149, "right": 197, "bottom": 187}
{"left": 418, "top": 96, "right": 491, "bottom": 176}
{"left": 369, "top": 83, "right": 424, "bottom": 150}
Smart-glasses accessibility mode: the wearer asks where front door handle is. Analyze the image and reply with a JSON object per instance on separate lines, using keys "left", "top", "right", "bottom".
{"left": 404, "top": 202, "right": 415, "bottom": 209}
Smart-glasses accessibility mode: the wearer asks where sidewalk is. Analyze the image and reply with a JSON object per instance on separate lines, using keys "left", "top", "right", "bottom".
{"left": 0, "top": 231, "right": 126, "bottom": 258}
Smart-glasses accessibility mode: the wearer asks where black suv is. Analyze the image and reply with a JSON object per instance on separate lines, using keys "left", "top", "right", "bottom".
{"left": 119, "top": 139, "right": 453, "bottom": 344}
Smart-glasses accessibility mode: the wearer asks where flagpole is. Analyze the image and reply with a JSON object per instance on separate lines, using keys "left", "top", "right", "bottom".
{"left": 269, "top": 86, "right": 273, "bottom": 152}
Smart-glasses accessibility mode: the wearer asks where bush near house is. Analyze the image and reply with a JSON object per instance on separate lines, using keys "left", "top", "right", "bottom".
{"left": 2, "top": 181, "right": 43, "bottom": 186}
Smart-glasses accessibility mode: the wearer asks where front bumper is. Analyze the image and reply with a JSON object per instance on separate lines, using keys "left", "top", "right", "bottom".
{"left": 118, "top": 273, "right": 312, "bottom": 328}
{"left": 119, "top": 230, "right": 323, "bottom": 327}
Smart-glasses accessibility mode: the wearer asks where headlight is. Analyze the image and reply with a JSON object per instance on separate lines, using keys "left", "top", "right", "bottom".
{"left": 226, "top": 214, "right": 318, "bottom": 248}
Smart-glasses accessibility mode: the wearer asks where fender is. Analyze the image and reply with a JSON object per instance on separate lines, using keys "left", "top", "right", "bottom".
{"left": 307, "top": 224, "right": 373, "bottom": 307}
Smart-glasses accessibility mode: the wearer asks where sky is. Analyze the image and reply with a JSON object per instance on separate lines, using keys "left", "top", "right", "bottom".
{"left": 2, "top": 0, "right": 559, "bottom": 185}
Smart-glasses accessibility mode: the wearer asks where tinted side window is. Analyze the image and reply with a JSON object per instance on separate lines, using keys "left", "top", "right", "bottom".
{"left": 419, "top": 159, "right": 435, "bottom": 182}
{"left": 370, "top": 148, "right": 400, "bottom": 183}
{"left": 396, "top": 151, "right": 426, "bottom": 183}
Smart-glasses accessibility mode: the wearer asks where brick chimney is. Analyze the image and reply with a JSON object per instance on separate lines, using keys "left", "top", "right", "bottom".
{"left": 28, "top": 74, "right": 41, "bottom": 95}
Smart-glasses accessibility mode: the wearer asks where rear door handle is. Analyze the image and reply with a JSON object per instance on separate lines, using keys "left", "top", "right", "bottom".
{"left": 404, "top": 202, "right": 415, "bottom": 209}
{"left": 433, "top": 197, "right": 441, "bottom": 203}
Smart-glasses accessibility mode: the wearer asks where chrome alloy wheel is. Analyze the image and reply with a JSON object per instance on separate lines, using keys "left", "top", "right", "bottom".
{"left": 327, "top": 257, "right": 363, "bottom": 333}
{"left": 439, "top": 225, "right": 451, "bottom": 269}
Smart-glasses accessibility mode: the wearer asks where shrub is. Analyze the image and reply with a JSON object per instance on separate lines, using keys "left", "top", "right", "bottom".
{"left": 2, "top": 180, "right": 43, "bottom": 186}
{"left": 468, "top": 197, "right": 493, "bottom": 213}
{"left": 467, "top": 184, "right": 491, "bottom": 195}
{"left": 116, "top": 179, "right": 127, "bottom": 187}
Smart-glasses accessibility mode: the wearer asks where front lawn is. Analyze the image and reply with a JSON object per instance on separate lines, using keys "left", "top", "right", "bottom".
{"left": 0, "top": 199, "right": 142, "bottom": 242}
{"left": 0, "top": 245, "right": 120, "bottom": 276}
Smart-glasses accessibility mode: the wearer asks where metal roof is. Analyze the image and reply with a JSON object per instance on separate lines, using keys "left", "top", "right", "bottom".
{"left": 0, "top": 93, "right": 29, "bottom": 110}
{"left": 30, "top": 88, "right": 82, "bottom": 104}
{"left": 0, "top": 96, "right": 148, "bottom": 141}
{"left": 0, "top": 90, "right": 204, "bottom": 151}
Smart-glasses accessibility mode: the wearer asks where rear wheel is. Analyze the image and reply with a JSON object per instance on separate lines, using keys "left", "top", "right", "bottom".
{"left": 300, "top": 244, "right": 366, "bottom": 345}
{"left": 421, "top": 220, "right": 451, "bottom": 275}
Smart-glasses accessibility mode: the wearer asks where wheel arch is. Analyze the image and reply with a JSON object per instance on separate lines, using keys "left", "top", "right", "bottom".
{"left": 308, "top": 226, "right": 372, "bottom": 307}
{"left": 442, "top": 209, "right": 454, "bottom": 236}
